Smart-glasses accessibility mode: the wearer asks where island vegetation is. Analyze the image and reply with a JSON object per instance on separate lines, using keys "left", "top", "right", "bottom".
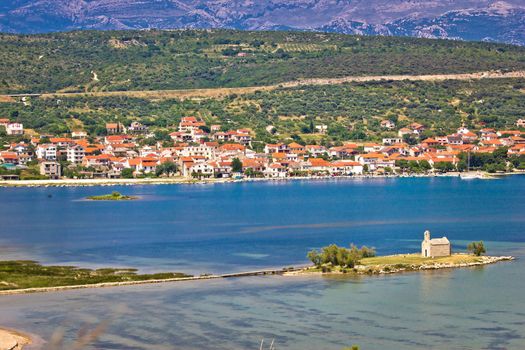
{"left": 307, "top": 244, "right": 376, "bottom": 271}
{"left": 0, "top": 260, "right": 191, "bottom": 291}
{"left": 86, "top": 191, "right": 137, "bottom": 201}
{"left": 467, "top": 241, "right": 486, "bottom": 256}
{"left": 301, "top": 243, "right": 512, "bottom": 275}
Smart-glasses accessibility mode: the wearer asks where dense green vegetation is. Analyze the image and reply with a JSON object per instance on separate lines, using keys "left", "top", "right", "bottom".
{"left": 458, "top": 147, "right": 518, "bottom": 173}
{"left": 0, "top": 260, "right": 191, "bottom": 290}
{"left": 1, "top": 78, "right": 524, "bottom": 145}
{"left": 1, "top": 29, "right": 525, "bottom": 94}
{"left": 86, "top": 191, "right": 138, "bottom": 201}
{"left": 307, "top": 244, "right": 376, "bottom": 269}
{"left": 303, "top": 251, "right": 494, "bottom": 275}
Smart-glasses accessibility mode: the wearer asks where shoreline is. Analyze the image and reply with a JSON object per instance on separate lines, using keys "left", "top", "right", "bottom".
{"left": 285, "top": 255, "right": 515, "bottom": 277}
{"left": 0, "top": 255, "right": 515, "bottom": 350}
{"left": 0, "top": 267, "right": 300, "bottom": 296}
{"left": 1, "top": 171, "right": 522, "bottom": 188}
{"left": 0, "top": 255, "right": 514, "bottom": 296}
{"left": 0, "top": 328, "right": 31, "bottom": 350}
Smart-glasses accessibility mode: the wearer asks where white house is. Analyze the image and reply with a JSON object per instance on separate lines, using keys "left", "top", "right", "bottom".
{"left": 180, "top": 144, "right": 216, "bottom": 160}
{"left": 380, "top": 120, "right": 396, "bottom": 130}
{"left": 315, "top": 124, "right": 328, "bottom": 134}
{"left": 265, "top": 163, "right": 287, "bottom": 178}
{"left": 305, "top": 145, "right": 327, "bottom": 157}
{"left": 6, "top": 123, "right": 24, "bottom": 135}
{"left": 264, "top": 143, "right": 288, "bottom": 154}
{"left": 36, "top": 144, "right": 57, "bottom": 161}
{"left": 67, "top": 145, "right": 85, "bottom": 164}
{"left": 188, "top": 162, "right": 214, "bottom": 178}
{"left": 382, "top": 138, "right": 403, "bottom": 145}
{"left": 330, "top": 161, "right": 363, "bottom": 175}
{"left": 71, "top": 131, "right": 87, "bottom": 138}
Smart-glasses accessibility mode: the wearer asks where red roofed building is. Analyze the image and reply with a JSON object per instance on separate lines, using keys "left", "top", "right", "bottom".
{"left": 220, "top": 143, "right": 246, "bottom": 154}
{"left": 330, "top": 160, "right": 363, "bottom": 175}
{"left": 106, "top": 123, "right": 124, "bottom": 135}
{"left": 264, "top": 163, "right": 287, "bottom": 178}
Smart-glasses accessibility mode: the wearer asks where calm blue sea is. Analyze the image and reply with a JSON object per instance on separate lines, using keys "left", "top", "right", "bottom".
{"left": 0, "top": 176, "right": 524, "bottom": 349}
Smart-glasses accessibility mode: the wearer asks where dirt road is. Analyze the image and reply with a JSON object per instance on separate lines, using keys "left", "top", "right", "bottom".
{"left": 5, "top": 70, "right": 525, "bottom": 101}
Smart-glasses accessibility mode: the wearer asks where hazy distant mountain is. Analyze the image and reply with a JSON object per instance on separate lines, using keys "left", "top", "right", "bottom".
{"left": 1, "top": 0, "right": 524, "bottom": 45}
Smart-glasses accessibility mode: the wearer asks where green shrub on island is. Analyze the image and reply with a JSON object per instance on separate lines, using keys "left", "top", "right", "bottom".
{"left": 307, "top": 244, "right": 376, "bottom": 268}
{"left": 467, "top": 241, "right": 487, "bottom": 256}
{"left": 87, "top": 191, "right": 137, "bottom": 201}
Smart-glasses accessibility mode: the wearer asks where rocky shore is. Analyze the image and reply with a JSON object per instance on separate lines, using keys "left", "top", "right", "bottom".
{"left": 285, "top": 255, "right": 515, "bottom": 276}
{"left": 0, "top": 172, "right": 479, "bottom": 188}
{"left": 0, "top": 328, "right": 30, "bottom": 350}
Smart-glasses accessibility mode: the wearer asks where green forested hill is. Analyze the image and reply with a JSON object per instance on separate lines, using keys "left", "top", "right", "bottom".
{"left": 1, "top": 29, "right": 525, "bottom": 94}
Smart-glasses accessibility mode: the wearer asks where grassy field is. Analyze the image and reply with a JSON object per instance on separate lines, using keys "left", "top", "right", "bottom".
{"left": 301, "top": 253, "right": 487, "bottom": 275}
{"left": 0, "top": 261, "right": 191, "bottom": 291}
{"left": 360, "top": 253, "right": 483, "bottom": 266}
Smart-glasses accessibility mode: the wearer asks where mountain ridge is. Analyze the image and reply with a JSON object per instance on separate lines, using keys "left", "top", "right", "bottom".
{"left": 1, "top": 1, "right": 525, "bottom": 45}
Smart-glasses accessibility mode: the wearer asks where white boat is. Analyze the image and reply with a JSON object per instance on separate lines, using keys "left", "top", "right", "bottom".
{"left": 460, "top": 173, "right": 481, "bottom": 180}
{"left": 460, "top": 152, "right": 481, "bottom": 179}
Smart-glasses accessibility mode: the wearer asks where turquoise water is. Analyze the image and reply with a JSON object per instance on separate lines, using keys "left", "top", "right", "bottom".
{"left": 0, "top": 177, "right": 524, "bottom": 349}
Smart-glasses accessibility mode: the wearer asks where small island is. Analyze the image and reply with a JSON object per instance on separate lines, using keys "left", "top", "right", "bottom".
{"left": 292, "top": 234, "right": 514, "bottom": 276}
{"left": 86, "top": 191, "right": 138, "bottom": 201}
{"left": 0, "top": 260, "right": 191, "bottom": 294}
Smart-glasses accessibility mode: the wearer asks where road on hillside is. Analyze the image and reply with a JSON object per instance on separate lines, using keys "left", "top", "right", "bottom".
{"left": 4, "top": 70, "right": 525, "bottom": 100}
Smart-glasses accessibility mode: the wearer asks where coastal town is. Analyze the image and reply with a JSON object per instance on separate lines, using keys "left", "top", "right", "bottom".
{"left": 1, "top": 116, "right": 525, "bottom": 182}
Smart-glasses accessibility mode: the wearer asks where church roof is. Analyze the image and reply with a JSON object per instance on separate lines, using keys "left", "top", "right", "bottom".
{"left": 430, "top": 237, "right": 450, "bottom": 245}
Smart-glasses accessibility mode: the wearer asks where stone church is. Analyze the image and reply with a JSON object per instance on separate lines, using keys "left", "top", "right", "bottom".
{"left": 421, "top": 230, "right": 451, "bottom": 258}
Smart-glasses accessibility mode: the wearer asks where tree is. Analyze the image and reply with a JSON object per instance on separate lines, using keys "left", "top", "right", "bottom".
{"left": 419, "top": 160, "right": 431, "bottom": 172}
{"left": 231, "top": 158, "right": 243, "bottom": 173}
{"left": 434, "top": 162, "right": 455, "bottom": 173}
{"left": 408, "top": 160, "right": 420, "bottom": 173}
{"left": 307, "top": 250, "right": 322, "bottom": 267}
{"left": 359, "top": 246, "right": 376, "bottom": 258}
{"left": 121, "top": 168, "right": 134, "bottom": 179}
{"left": 395, "top": 159, "right": 409, "bottom": 171}
{"left": 467, "top": 241, "right": 486, "bottom": 256}
{"left": 307, "top": 244, "right": 375, "bottom": 268}
{"left": 403, "top": 134, "right": 418, "bottom": 145}
{"left": 156, "top": 161, "right": 178, "bottom": 177}
{"left": 493, "top": 146, "right": 509, "bottom": 160}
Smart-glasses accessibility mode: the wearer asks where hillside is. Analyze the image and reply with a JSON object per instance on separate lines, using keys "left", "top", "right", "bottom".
{"left": 2, "top": 78, "right": 524, "bottom": 143}
{"left": 1, "top": 1, "right": 525, "bottom": 45}
{"left": 1, "top": 30, "right": 525, "bottom": 94}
